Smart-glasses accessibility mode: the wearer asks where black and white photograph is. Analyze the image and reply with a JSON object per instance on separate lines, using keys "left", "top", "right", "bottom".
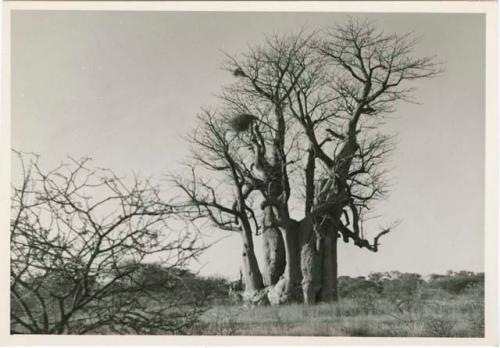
{"left": 1, "top": 1, "right": 497, "bottom": 345}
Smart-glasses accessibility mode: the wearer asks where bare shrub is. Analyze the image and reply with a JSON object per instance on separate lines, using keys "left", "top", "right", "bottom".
{"left": 379, "top": 274, "right": 426, "bottom": 336}
{"left": 423, "top": 303, "right": 456, "bottom": 337}
{"left": 10, "top": 152, "right": 204, "bottom": 334}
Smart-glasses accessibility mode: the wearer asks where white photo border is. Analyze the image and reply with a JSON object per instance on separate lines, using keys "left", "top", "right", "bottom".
{"left": 0, "top": 1, "right": 497, "bottom": 346}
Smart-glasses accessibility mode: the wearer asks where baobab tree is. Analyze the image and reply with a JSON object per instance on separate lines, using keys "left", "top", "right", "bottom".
{"left": 173, "top": 20, "right": 440, "bottom": 305}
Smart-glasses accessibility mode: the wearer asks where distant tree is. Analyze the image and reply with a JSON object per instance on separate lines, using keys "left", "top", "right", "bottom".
{"left": 368, "top": 272, "right": 391, "bottom": 283}
{"left": 338, "top": 275, "right": 382, "bottom": 299}
{"left": 10, "top": 151, "right": 204, "bottom": 334}
{"left": 428, "top": 273, "right": 445, "bottom": 281}
{"left": 173, "top": 19, "right": 440, "bottom": 305}
{"left": 382, "top": 273, "right": 424, "bottom": 300}
{"left": 429, "top": 271, "right": 483, "bottom": 295}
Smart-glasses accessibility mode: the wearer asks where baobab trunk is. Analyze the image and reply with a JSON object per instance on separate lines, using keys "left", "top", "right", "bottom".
{"left": 239, "top": 221, "right": 264, "bottom": 293}
{"left": 268, "top": 220, "right": 303, "bottom": 304}
{"left": 299, "top": 217, "right": 321, "bottom": 304}
{"left": 262, "top": 206, "right": 286, "bottom": 286}
{"left": 299, "top": 217, "right": 340, "bottom": 304}
{"left": 319, "top": 231, "right": 338, "bottom": 302}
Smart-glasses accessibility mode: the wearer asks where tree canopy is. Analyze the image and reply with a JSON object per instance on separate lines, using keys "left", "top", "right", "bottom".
{"left": 172, "top": 20, "right": 440, "bottom": 305}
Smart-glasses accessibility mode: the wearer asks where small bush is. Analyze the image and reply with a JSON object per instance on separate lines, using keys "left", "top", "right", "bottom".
{"left": 423, "top": 304, "right": 456, "bottom": 337}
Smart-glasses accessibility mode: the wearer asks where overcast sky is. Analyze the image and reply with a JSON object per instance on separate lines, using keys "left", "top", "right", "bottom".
{"left": 11, "top": 11, "right": 485, "bottom": 279}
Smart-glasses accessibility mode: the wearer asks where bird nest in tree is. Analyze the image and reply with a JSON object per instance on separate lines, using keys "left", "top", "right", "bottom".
{"left": 228, "top": 113, "right": 258, "bottom": 133}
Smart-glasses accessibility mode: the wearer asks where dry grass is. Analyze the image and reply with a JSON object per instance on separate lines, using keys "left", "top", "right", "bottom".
{"left": 192, "top": 293, "right": 484, "bottom": 337}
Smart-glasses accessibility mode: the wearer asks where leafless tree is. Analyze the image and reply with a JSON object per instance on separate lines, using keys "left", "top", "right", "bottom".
{"left": 173, "top": 19, "right": 440, "bottom": 305}
{"left": 10, "top": 151, "right": 205, "bottom": 334}
{"left": 169, "top": 111, "right": 271, "bottom": 304}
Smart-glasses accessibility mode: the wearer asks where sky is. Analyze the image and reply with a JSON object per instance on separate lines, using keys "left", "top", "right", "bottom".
{"left": 11, "top": 11, "right": 485, "bottom": 279}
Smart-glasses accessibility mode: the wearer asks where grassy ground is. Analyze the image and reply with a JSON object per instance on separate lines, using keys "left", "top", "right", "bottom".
{"left": 11, "top": 271, "right": 484, "bottom": 336}
{"left": 191, "top": 292, "right": 484, "bottom": 337}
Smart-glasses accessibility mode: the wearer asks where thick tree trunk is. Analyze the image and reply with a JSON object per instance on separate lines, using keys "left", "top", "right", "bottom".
{"left": 240, "top": 232, "right": 270, "bottom": 305}
{"left": 268, "top": 220, "right": 303, "bottom": 304}
{"left": 298, "top": 218, "right": 340, "bottom": 304}
{"left": 319, "top": 231, "right": 338, "bottom": 302}
{"left": 282, "top": 221, "right": 303, "bottom": 301}
{"left": 299, "top": 217, "right": 321, "bottom": 305}
{"left": 261, "top": 216, "right": 340, "bottom": 305}
{"left": 241, "top": 241, "right": 263, "bottom": 292}
{"left": 239, "top": 225, "right": 264, "bottom": 293}
{"left": 262, "top": 207, "right": 286, "bottom": 286}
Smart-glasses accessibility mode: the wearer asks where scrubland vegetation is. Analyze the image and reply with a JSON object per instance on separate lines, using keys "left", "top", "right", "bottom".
{"left": 11, "top": 241, "right": 484, "bottom": 337}
{"left": 12, "top": 257, "right": 483, "bottom": 337}
{"left": 193, "top": 270, "right": 484, "bottom": 337}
